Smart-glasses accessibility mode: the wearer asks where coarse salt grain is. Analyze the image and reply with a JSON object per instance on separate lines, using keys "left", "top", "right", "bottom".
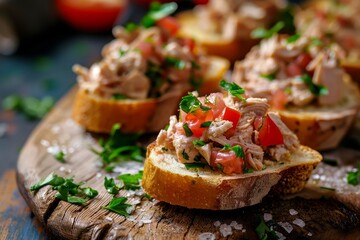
{"left": 293, "top": 218, "right": 305, "bottom": 228}
{"left": 214, "top": 221, "right": 221, "bottom": 227}
{"left": 230, "top": 221, "right": 243, "bottom": 230}
{"left": 198, "top": 232, "right": 216, "bottom": 240}
{"left": 141, "top": 219, "right": 152, "bottom": 224}
{"left": 278, "top": 222, "right": 293, "bottom": 233}
{"left": 96, "top": 173, "right": 102, "bottom": 178}
{"left": 105, "top": 216, "right": 113, "bottom": 221}
{"left": 289, "top": 209, "right": 298, "bottom": 215}
{"left": 219, "top": 224, "right": 232, "bottom": 237}
{"left": 264, "top": 213, "right": 272, "bottom": 222}
{"left": 275, "top": 231, "right": 286, "bottom": 240}
{"left": 308, "top": 232, "right": 313, "bottom": 236}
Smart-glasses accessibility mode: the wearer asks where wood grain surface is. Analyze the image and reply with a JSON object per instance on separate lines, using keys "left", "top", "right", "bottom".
{"left": 16, "top": 88, "right": 360, "bottom": 240}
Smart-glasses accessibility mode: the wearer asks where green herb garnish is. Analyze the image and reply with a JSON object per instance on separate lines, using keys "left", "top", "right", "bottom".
{"left": 54, "top": 151, "right": 65, "bottom": 163}
{"left": 251, "top": 21, "right": 285, "bottom": 39}
{"left": 193, "top": 140, "right": 206, "bottom": 147}
{"left": 182, "top": 149, "right": 189, "bottom": 160}
{"left": 165, "top": 57, "right": 186, "bottom": 69}
{"left": 220, "top": 80, "right": 246, "bottom": 102}
{"left": 255, "top": 215, "right": 278, "bottom": 240}
{"left": 179, "top": 93, "right": 211, "bottom": 113}
{"left": 261, "top": 73, "right": 277, "bottom": 81}
{"left": 297, "top": 74, "right": 328, "bottom": 96}
{"left": 30, "top": 173, "right": 65, "bottom": 191}
{"left": 222, "top": 144, "right": 245, "bottom": 158}
{"left": 184, "top": 162, "right": 206, "bottom": 169}
{"left": 125, "top": 22, "right": 138, "bottom": 32}
{"left": 102, "top": 197, "right": 132, "bottom": 216}
{"left": 183, "top": 123, "right": 193, "bottom": 137}
{"left": 347, "top": 163, "right": 360, "bottom": 186}
{"left": 200, "top": 121, "right": 212, "bottom": 128}
{"left": 286, "top": 33, "right": 300, "bottom": 43}
{"left": 118, "top": 171, "right": 143, "bottom": 190}
{"left": 112, "top": 94, "right": 127, "bottom": 100}
{"left": 104, "top": 177, "right": 122, "bottom": 195}
{"left": 141, "top": 2, "right": 178, "bottom": 28}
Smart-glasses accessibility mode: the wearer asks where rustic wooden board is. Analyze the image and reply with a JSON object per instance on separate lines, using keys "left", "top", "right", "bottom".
{"left": 17, "top": 88, "right": 360, "bottom": 240}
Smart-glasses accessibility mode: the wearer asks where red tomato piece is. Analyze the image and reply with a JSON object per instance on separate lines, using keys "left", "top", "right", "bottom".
{"left": 295, "top": 53, "right": 312, "bottom": 70}
{"left": 182, "top": 38, "right": 196, "bottom": 52}
{"left": 271, "top": 90, "right": 288, "bottom": 110}
{"left": 221, "top": 107, "right": 241, "bottom": 131}
{"left": 185, "top": 108, "right": 214, "bottom": 137}
{"left": 156, "top": 16, "right": 180, "bottom": 36}
{"left": 194, "top": 0, "right": 209, "bottom": 4}
{"left": 204, "top": 93, "right": 226, "bottom": 118}
{"left": 286, "top": 62, "right": 303, "bottom": 77}
{"left": 254, "top": 114, "right": 284, "bottom": 147}
{"left": 137, "top": 42, "right": 153, "bottom": 58}
{"left": 211, "top": 150, "right": 243, "bottom": 175}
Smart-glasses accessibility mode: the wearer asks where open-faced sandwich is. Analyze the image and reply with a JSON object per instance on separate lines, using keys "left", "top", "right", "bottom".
{"left": 142, "top": 81, "right": 322, "bottom": 210}
{"left": 232, "top": 34, "right": 360, "bottom": 150}
{"left": 72, "top": 2, "right": 229, "bottom": 133}
{"left": 177, "top": 0, "right": 285, "bottom": 62}
{"left": 295, "top": 0, "right": 360, "bottom": 82}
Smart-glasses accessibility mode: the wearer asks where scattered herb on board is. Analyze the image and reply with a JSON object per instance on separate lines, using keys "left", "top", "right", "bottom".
{"left": 54, "top": 151, "right": 65, "bottom": 163}
{"left": 251, "top": 21, "right": 285, "bottom": 39}
{"left": 323, "top": 158, "right": 338, "bottom": 167}
{"left": 104, "top": 177, "right": 123, "bottom": 195}
{"left": 141, "top": 2, "right": 178, "bottom": 28}
{"left": 255, "top": 215, "right": 278, "bottom": 240}
{"left": 118, "top": 171, "right": 143, "bottom": 190}
{"left": 30, "top": 173, "right": 98, "bottom": 205}
{"left": 2, "top": 95, "right": 54, "bottom": 120}
{"left": 347, "top": 163, "right": 360, "bottom": 186}
{"left": 91, "top": 124, "right": 145, "bottom": 172}
{"left": 179, "top": 93, "right": 211, "bottom": 114}
{"left": 102, "top": 197, "right": 133, "bottom": 216}
{"left": 220, "top": 80, "right": 246, "bottom": 102}
{"left": 297, "top": 74, "right": 328, "bottom": 96}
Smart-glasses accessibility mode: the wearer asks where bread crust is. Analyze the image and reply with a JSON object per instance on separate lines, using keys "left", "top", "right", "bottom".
{"left": 142, "top": 142, "right": 322, "bottom": 210}
{"left": 72, "top": 56, "right": 229, "bottom": 133}
{"left": 277, "top": 75, "right": 360, "bottom": 151}
{"left": 341, "top": 60, "right": 360, "bottom": 88}
{"left": 177, "top": 11, "right": 258, "bottom": 63}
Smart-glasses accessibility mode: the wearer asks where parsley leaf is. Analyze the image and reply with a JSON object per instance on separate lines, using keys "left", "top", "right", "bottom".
{"left": 184, "top": 162, "right": 206, "bottom": 169}
{"left": 112, "top": 94, "right": 127, "bottom": 100}
{"left": 220, "top": 80, "right": 246, "bottom": 102}
{"left": 179, "top": 93, "right": 211, "bottom": 113}
{"left": 261, "top": 73, "right": 277, "bottom": 81}
{"left": 193, "top": 140, "right": 206, "bottom": 147}
{"left": 182, "top": 149, "right": 189, "bottom": 160}
{"left": 222, "top": 144, "right": 245, "bottom": 158}
{"left": 251, "top": 21, "right": 285, "bottom": 39}
{"left": 30, "top": 173, "right": 65, "bottom": 191}
{"left": 92, "top": 124, "right": 145, "bottom": 172}
{"left": 104, "top": 177, "right": 122, "bottom": 195}
{"left": 183, "top": 123, "right": 193, "bottom": 137}
{"left": 118, "top": 171, "right": 143, "bottom": 190}
{"left": 102, "top": 197, "right": 132, "bottom": 216}
{"left": 53, "top": 151, "right": 65, "bottom": 163}
{"left": 164, "top": 57, "right": 186, "bottom": 70}
{"left": 125, "top": 22, "right": 138, "bottom": 32}
{"left": 141, "top": 2, "right": 178, "bottom": 28}
{"left": 286, "top": 33, "right": 300, "bottom": 43}
{"left": 255, "top": 215, "right": 278, "bottom": 240}
{"left": 297, "top": 74, "right": 328, "bottom": 96}
{"left": 347, "top": 163, "right": 360, "bottom": 186}
{"left": 200, "top": 121, "right": 212, "bottom": 128}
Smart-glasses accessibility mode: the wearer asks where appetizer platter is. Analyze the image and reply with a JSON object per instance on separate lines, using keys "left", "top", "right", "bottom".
{"left": 17, "top": 1, "right": 360, "bottom": 239}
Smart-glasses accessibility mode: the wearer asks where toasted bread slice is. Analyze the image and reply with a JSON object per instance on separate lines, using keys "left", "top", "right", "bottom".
{"left": 142, "top": 143, "right": 322, "bottom": 210}
{"left": 72, "top": 56, "right": 229, "bottom": 133}
{"left": 177, "top": 11, "right": 258, "bottom": 63}
{"left": 341, "top": 59, "right": 360, "bottom": 88}
{"left": 278, "top": 75, "right": 360, "bottom": 151}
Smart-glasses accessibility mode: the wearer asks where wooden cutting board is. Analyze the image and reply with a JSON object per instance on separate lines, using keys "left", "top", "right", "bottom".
{"left": 17, "top": 88, "right": 360, "bottom": 240}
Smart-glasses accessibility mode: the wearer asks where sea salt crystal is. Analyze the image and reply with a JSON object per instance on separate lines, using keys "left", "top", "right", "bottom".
{"left": 219, "top": 224, "right": 232, "bottom": 237}
{"left": 59, "top": 166, "right": 65, "bottom": 172}
{"left": 308, "top": 232, "right": 313, "bottom": 236}
{"left": 242, "top": 229, "right": 246, "bottom": 233}
{"left": 278, "top": 222, "right": 293, "bottom": 233}
{"left": 275, "top": 231, "right": 286, "bottom": 240}
{"left": 289, "top": 209, "right": 298, "bottom": 215}
{"left": 264, "top": 213, "right": 273, "bottom": 222}
{"left": 40, "top": 139, "right": 50, "bottom": 146}
{"left": 96, "top": 173, "right": 102, "bottom": 178}
{"left": 230, "top": 221, "right": 243, "bottom": 230}
{"left": 293, "top": 218, "right": 305, "bottom": 228}
{"left": 141, "top": 219, "right": 152, "bottom": 224}
{"left": 198, "top": 232, "right": 216, "bottom": 240}
{"left": 213, "top": 221, "right": 221, "bottom": 227}
{"left": 105, "top": 216, "right": 113, "bottom": 221}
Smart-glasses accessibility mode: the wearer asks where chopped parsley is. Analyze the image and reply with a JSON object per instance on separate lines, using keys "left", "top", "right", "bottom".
{"left": 2, "top": 95, "right": 54, "bottom": 120}
{"left": 251, "top": 21, "right": 285, "bottom": 39}
{"left": 54, "top": 151, "right": 65, "bottom": 163}
{"left": 297, "top": 74, "right": 328, "bottom": 96}
{"left": 179, "top": 93, "right": 211, "bottom": 114}
{"left": 104, "top": 177, "right": 122, "bottom": 195}
{"left": 183, "top": 123, "right": 193, "bottom": 137}
{"left": 220, "top": 80, "right": 246, "bottom": 102}
{"left": 286, "top": 33, "right": 300, "bottom": 43}
{"left": 260, "top": 73, "right": 277, "bottom": 81}
{"left": 141, "top": 2, "right": 178, "bottom": 28}
{"left": 30, "top": 173, "right": 98, "bottom": 205}
{"left": 323, "top": 158, "right": 338, "bottom": 167}
{"left": 112, "top": 94, "right": 127, "bottom": 100}
{"left": 182, "top": 149, "right": 189, "bottom": 160}
{"left": 255, "top": 215, "right": 278, "bottom": 240}
{"left": 347, "top": 163, "right": 360, "bottom": 186}
{"left": 125, "top": 22, "right": 138, "bottom": 32}
{"left": 102, "top": 197, "right": 132, "bottom": 216}
{"left": 118, "top": 171, "right": 143, "bottom": 190}
{"left": 91, "top": 124, "right": 145, "bottom": 172}
{"left": 184, "top": 162, "right": 206, "bottom": 169}
{"left": 164, "top": 57, "right": 186, "bottom": 70}
{"left": 119, "top": 49, "right": 127, "bottom": 57}
{"left": 200, "top": 121, "right": 212, "bottom": 128}
{"left": 222, "top": 144, "right": 245, "bottom": 158}
{"left": 193, "top": 140, "right": 206, "bottom": 147}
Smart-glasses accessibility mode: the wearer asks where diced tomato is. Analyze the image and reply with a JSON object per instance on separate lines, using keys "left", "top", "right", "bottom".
{"left": 194, "top": 0, "right": 209, "bottom": 4}
{"left": 295, "top": 53, "right": 312, "bottom": 70}
{"left": 156, "top": 16, "right": 180, "bottom": 36}
{"left": 185, "top": 108, "right": 214, "bottom": 137}
{"left": 211, "top": 150, "right": 243, "bottom": 174}
{"left": 286, "top": 62, "right": 303, "bottom": 77}
{"left": 271, "top": 90, "right": 288, "bottom": 110}
{"left": 204, "top": 93, "right": 226, "bottom": 118}
{"left": 254, "top": 114, "right": 284, "bottom": 147}
{"left": 182, "top": 38, "right": 196, "bottom": 52}
{"left": 221, "top": 107, "right": 241, "bottom": 136}
{"left": 138, "top": 42, "right": 153, "bottom": 58}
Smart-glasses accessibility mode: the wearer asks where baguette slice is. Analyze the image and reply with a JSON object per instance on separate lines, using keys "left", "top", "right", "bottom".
{"left": 341, "top": 59, "right": 360, "bottom": 88}
{"left": 72, "top": 56, "right": 229, "bottom": 133}
{"left": 142, "top": 143, "right": 322, "bottom": 210}
{"left": 177, "top": 11, "right": 258, "bottom": 63}
{"left": 277, "top": 75, "right": 360, "bottom": 151}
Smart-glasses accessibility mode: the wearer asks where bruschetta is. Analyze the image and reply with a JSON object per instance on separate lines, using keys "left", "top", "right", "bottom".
{"left": 72, "top": 3, "right": 229, "bottom": 133}
{"left": 142, "top": 83, "right": 322, "bottom": 210}
{"left": 177, "top": 0, "right": 285, "bottom": 62}
{"left": 232, "top": 34, "right": 360, "bottom": 150}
